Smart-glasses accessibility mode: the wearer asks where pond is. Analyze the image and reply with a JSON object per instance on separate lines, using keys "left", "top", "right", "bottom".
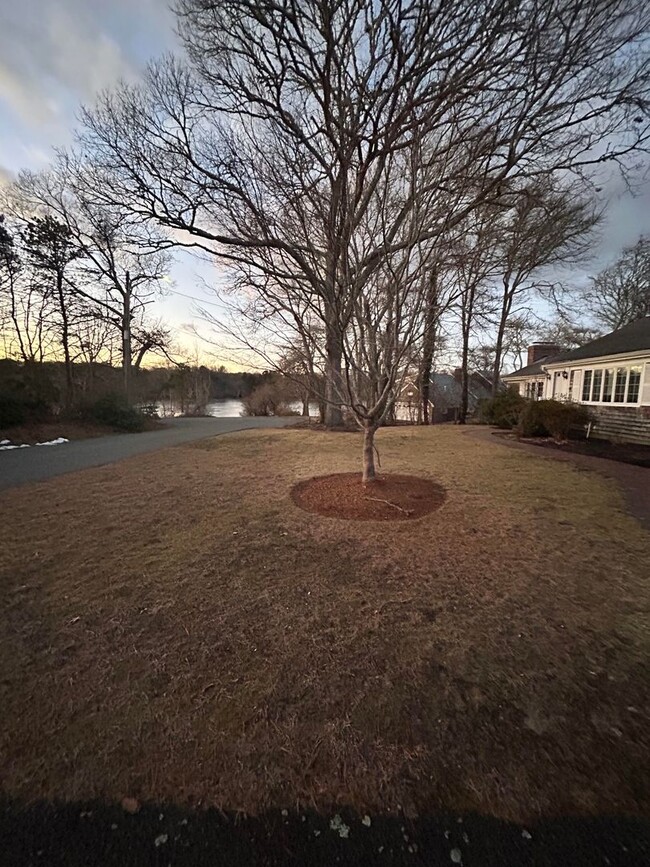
{"left": 156, "top": 398, "right": 316, "bottom": 418}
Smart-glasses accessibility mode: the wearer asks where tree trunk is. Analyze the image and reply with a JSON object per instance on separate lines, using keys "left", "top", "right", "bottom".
{"left": 419, "top": 269, "right": 438, "bottom": 424}
{"left": 122, "top": 271, "right": 132, "bottom": 401}
{"left": 492, "top": 289, "right": 511, "bottom": 397}
{"left": 56, "top": 272, "right": 74, "bottom": 406}
{"left": 301, "top": 392, "right": 309, "bottom": 416}
{"left": 362, "top": 423, "right": 378, "bottom": 483}
{"left": 324, "top": 321, "right": 343, "bottom": 427}
{"left": 458, "top": 332, "right": 470, "bottom": 424}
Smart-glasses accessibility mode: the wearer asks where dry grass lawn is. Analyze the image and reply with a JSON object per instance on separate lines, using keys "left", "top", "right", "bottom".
{"left": 1, "top": 426, "right": 649, "bottom": 821}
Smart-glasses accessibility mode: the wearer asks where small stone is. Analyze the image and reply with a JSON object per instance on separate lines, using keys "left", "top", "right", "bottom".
{"left": 330, "top": 814, "right": 350, "bottom": 839}
{"left": 378, "top": 846, "right": 384, "bottom": 853}
{"left": 121, "top": 797, "right": 140, "bottom": 814}
{"left": 154, "top": 834, "right": 168, "bottom": 847}
{"left": 450, "top": 848, "right": 462, "bottom": 864}
{"left": 281, "top": 809, "right": 288, "bottom": 817}
{"left": 111, "top": 824, "right": 118, "bottom": 830}
{"left": 314, "top": 830, "right": 321, "bottom": 837}
{"left": 522, "top": 829, "right": 532, "bottom": 840}
{"left": 362, "top": 815, "right": 371, "bottom": 827}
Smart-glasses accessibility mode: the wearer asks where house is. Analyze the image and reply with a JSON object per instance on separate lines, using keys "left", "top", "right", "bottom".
{"left": 502, "top": 317, "right": 650, "bottom": 444}
{"left": 396, "top": 370, "right": 493, "bottom": 423}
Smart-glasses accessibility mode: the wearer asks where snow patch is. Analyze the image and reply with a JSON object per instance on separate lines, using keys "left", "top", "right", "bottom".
{"left": 1, "top": 437, "right": 69, "bottom": 451}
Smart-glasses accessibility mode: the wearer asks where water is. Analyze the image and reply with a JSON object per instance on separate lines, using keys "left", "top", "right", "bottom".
{"left": 156, "top": 398, "right": 315, "bottom": 418}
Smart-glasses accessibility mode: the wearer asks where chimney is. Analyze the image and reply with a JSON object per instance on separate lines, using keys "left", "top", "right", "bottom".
{"left": 527, "top": 343, "right": 560, "bottom": 366}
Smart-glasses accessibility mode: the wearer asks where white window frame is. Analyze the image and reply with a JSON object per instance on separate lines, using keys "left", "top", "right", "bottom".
{"left": 570, "top": 361, "right": 645, "bottom": 406}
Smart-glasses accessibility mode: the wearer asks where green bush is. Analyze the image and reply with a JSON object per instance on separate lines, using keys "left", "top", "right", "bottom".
{"left": 78, "top": 393, "right": 147, "bottom": 432}
{"left": 478, "top": 389, "right": 528, "bottom": 429}
{"left": 0, "top": 393, "right": 50, "bottom": 428}
{"left": 517, "top": 400, "right": 591, "bottom": 441}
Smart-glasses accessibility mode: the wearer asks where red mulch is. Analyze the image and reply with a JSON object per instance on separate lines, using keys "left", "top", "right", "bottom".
{"left": 291, "top": 472, "right": 446, "bottom": 521}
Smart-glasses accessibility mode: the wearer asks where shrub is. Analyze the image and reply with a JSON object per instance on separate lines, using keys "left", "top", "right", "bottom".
{"left": 78, "top": 393, "right": 147, "bottom": 432}
{"left": 478, "top": 389, "right": 528, "bottom": 429}
{"left": 241, "top": 382, "right": 299, "bottom": 416}
{"left": 517, "top": 400, "right": 591, "bottom": 441}
{"left": 0, "top": 393, "right": 50, "bottom": 428}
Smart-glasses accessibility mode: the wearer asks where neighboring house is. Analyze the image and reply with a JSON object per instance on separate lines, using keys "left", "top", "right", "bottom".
{"left": 396, "top": 370, "right": 493, "bottom": 423}
{"left": 502, "top": 317, "right": 650, "bottom": 444}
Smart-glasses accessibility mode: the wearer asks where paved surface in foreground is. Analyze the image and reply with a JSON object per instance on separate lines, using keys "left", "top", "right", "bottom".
{"left": 0, "top": 416, "right": 292, "bottom": 491}
{"left": 1, "top": 801, "right": 648, "bottom": 866}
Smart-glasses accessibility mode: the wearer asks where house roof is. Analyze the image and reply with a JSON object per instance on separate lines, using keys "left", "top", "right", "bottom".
{"left": 397, "top": 372, "right": 492, "bottom": 407}
{"left": 503, "top": 317, "right": 650, "bottom": 379}
{"left": 544, "top": 316, "right": 650, "bottom": 364}
{"left": 502, "top": 352, "right": 577, "bottom": 378}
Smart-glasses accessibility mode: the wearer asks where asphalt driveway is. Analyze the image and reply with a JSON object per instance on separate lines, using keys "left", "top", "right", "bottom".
{"left": 0, "top": 416, "right": 292, "bottom": 491}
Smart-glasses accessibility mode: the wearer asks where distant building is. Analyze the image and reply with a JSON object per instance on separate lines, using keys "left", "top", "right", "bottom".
{"left": 502, "top": 317, "right": 650, "bottom": 444}
{"left": 395, "top": 370, "right": 492, "bottom": 423}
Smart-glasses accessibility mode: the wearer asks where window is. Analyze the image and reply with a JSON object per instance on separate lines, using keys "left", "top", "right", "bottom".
{"left": 614, "top": 367, "right": 627, "bottom": 402}
{"left": 568, "top": 370, "right": 575, "bottom": 400}
{"left": 602, "top": 369, "right": 614, "bottom": 402}
{"left": 537, "top": 381, "right": 544, "bottom": 400}
{"left": 579, "top": 365, "right": 643, "bottom": 403}
{"left": 627, "top": 366, "right": 642, "bottom": 403}
{"left": 591, "top": 369, "right": 603, "bottom": 402}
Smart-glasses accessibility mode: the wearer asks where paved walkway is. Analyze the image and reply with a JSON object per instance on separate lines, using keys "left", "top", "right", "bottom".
{"left": 467, "top": 426, "right": 650, "bottom": 530}
{"left": 0, "top": 417, "right": 292, "bottom": 492}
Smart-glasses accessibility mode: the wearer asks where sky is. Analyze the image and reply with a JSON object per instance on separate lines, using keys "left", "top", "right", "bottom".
{"left": 1, "top": 0, "right": 650, "bottom": 367}
{"left": 0, "top": 0, "right": 230, "bottom": 365}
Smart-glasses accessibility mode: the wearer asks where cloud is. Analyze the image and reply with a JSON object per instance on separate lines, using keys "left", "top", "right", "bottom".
{"left": 0, "top": 0, "right": 175, "bottom": 146}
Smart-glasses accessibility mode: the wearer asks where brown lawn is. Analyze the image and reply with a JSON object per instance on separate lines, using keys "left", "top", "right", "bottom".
{"left": 0, "top": 425, "right": 649, "bottom": 821}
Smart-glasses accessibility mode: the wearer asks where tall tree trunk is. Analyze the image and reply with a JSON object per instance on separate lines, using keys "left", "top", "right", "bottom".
{"left": 324, "top": 320, "right": 343, "bottom": 427}
{"left": 418, "top": 268, "right": 438, "bottom": 424}
{"left": 56, "top": 272, "right": 74, "bottom": 405}
{"left": 362, "top": 423, "right": 378, "bottom": 483}
{"left": 301, "top": 392, "right": 309, "bottom": 416}
{"left": 458, "top": 329, "right": 470, "bottom": 425}
{"left": 492, "top": 287, "right": 511, "bottom": 397}
{"left": 122, "top": 271, "right": 132, "bottom": 401}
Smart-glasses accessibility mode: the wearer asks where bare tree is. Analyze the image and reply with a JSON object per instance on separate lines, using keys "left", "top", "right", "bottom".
{"left": 582, "top": 237, "right": 650, "bottom": 329}
{"left": 9, "top": 162, "right": 171, "bottom": 398}
{"left": 487, "top": 180, "right": 598, "bottom": 395}
{"left": 73, "top": 0, "right": 650, "bottom": 475}
{"left": 19, "top": 216, "right": 84, "bottom": 403}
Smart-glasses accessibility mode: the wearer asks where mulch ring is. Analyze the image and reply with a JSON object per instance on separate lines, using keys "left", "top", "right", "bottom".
{"left": 291, "top": 472, "right": 446, "bottom": 521}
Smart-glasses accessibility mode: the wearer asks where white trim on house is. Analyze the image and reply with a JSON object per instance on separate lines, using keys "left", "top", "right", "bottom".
{"left": 503, "top": 356, "right": 650, "bottom": 407}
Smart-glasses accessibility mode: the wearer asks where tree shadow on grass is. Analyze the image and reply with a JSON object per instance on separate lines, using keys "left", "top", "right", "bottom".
{"left": 1, "top": 799, "right": 648, "bottom": 866}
